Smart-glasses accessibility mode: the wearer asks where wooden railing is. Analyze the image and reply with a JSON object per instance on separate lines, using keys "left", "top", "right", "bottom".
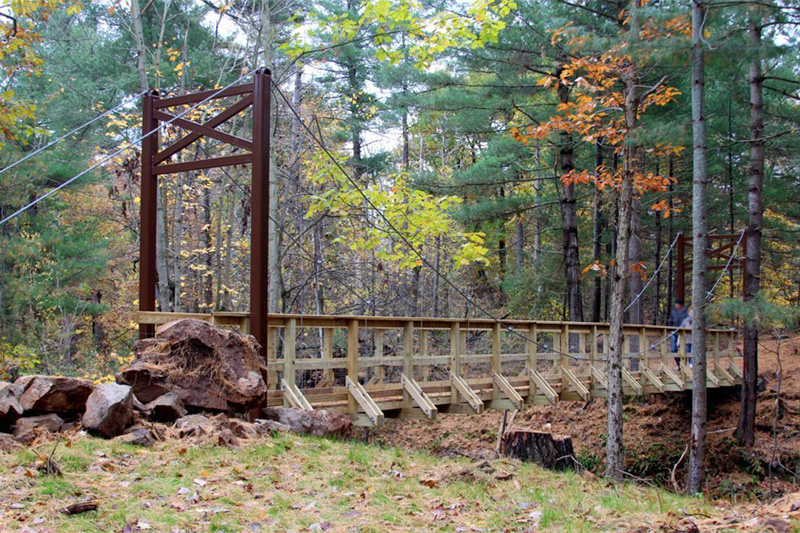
{"left": 136, "top": 311, "right": 741, "bottom": 427}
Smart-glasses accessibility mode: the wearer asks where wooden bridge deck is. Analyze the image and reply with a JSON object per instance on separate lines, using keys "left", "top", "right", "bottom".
{"left": 137, "top": 312, "right": 742, "bottom": 427}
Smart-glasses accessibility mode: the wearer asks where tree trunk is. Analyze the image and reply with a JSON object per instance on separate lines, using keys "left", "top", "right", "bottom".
{"left": 592, "top": 142, "right": 603, "bottom": 322}
{"left": 736, "top": 18, "right": 764, "bottom": 447}
{"left": 500, "top": 431, "right": 574, "bottom": 471}
{"left": 557, "top": 77, "right": 583, "bottom": 322}
{"left": 607, "top": 40, "right": 640, "bottom": 480}
{"left": 689, "top": 0, "right": 709, "bottom": 494}
{"left": 262, "top": 0, "right": 282, "bottom": 313}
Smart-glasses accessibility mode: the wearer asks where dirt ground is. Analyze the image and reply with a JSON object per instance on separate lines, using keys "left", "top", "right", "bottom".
{"left": 374, "top": 334, "right": 800, "bottom": 499}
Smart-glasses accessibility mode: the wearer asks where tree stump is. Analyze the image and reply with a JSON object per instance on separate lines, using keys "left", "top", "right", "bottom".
{"left": 500, "top": 430, "right": 574, "bottom": 471}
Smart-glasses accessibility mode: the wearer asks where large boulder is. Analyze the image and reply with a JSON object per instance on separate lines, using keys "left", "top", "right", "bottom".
{"left": 15, "top": 375, "right": 93, "bottom": 415}
{"left": 13, "top": 414, "right": 64, "bottom": 444}
{"left": 260, "top": 407, "right": 351, "bottom": 438}
{"left": 0, "top": 382, "right": 24, "bottom": 431}
{"left": 82, "top": 383, "right": 134, "bottom": 438}
{"left": 145, "top": 393, "right": 187, "bottom": 422}
{"left": 116, "top": 319, "right": 267, "bottom": 413}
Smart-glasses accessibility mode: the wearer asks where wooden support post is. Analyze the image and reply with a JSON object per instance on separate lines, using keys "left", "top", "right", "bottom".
{"left": 492, "top": 323, "right": 501, "bottom": 401}
{"left": 590, "top": 365, "right": 608, "bottom": 390}
{"left": 526, "top": 367, "right": 558, "bottom": 404}
{"left": 640, "top": 327, "right": 648, "bottom": 375}
{"left": 267, "top": 327, "right": 277, "bottom": 389}
{"left": 282, "top": 319, "right": 297, "bottom": 406}
{"left": 450, "top": 323, "right": 461, "bottom": 404}
{"left": 451, "top": 374, "right": 484, "bottom": 413}
{"left": 371, "top": 328, "right": 385, "bottom": 385}
{"left": 661, "top": 362, "right": 685, "bottom": 389}
{"left": 527, "top": 323, "right": 537, "bottom": 403}
{"left": 460, "top": 327, "right": 468, "bottom": 377}
{"left": 419, "top": 330, "right": 429, "bottom": 382}
{"left": 403, "top": 321, "right": 414, "bottom": 407}
{"left": 322, "top": 328, "right": 334, "bottom": 386}
{"left": 347, "top": 319, "right": 359, "bottom": 415}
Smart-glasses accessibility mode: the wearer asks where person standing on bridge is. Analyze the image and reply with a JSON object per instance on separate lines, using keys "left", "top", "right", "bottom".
{"left": 669, "top": 299, "right": 689, "bottom": 354}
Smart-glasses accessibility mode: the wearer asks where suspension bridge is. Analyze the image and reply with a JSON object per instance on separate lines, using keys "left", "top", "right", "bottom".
{"left": 1, "top": 70, "right": 745, "bottom": 428}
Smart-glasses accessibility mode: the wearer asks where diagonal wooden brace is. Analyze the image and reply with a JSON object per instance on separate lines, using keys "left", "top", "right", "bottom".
{"left": 345, "top": 377, "right": 384, "bottom": 427}
{"left": 621, "top": 367, "right": 643, "bottom": 396}
{"left": 451, "top": 374, "right": 484, "bottom": 413}
{"left": 401, "top": 373, "right": 437, "bottom": 420}
{"left": 643, "top": 368, "right": 664, "bottom": 392}
{"left": 561, "top": 366, "right": 590, "bottom": 401}
{"left": 525, "top": 367, "right": 558, "bottom": 404}
{"left": 281, "top": 379, "right": 313, "bottom": 411}
{"left": 491, "top": 371, "right": 523, "bottom": 410}
{"left": 590, "top": 365, "right": 608, "bottom": 390}
{"left": 661, "top": 363, "right": 685, "bottom": 389}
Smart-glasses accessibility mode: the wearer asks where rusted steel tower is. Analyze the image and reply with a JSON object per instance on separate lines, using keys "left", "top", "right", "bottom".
{"left": 138, "top": 69, "right": 271, "bottom": 355}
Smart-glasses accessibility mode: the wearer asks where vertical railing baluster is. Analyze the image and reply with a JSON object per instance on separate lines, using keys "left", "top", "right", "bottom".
{"left": 403, "top": 321, "right": 414, "bottom": 408}
{"left": 450, "top": 322, "right": 461, "bottom": 404}
{"left": 347, "top": 319, "right": 359, "bottom": 414}
{"left": 527, "top": 323, "right": 537, "bottom": 402}
{"left": 282, "top": 318, "right": 297, "bottom": 406}
{"left": 492, "top": 323, "right": 501, "bottom": 401}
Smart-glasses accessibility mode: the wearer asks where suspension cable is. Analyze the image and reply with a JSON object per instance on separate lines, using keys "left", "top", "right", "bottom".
{"left": 0, "top": 72, "right": 252, "bottom": 227}
{"left": 624, "top": 233, "right": 680, "bottom": 313}
{"left": 0, "top": 90, "right": 148, "bottom": 177}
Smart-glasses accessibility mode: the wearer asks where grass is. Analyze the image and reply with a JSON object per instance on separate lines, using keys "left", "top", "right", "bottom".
{"left": 0, "top": 432, "right": 719, "bottom": 531}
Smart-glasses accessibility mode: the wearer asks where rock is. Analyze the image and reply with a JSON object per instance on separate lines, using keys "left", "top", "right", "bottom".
{"left": 0, "top": 382, "right": 24, "bottom": 430}
{"left": 13, "top": 414, "right": 64, "bottom": 444}
{"left": 174, "top": 414, "right": 215, "bottom": 437}
{"left": 117, "top": 319, "right": 267, "bottom": 413}
{"left": 15, "top": 375, "right": 93, "bottom": 415}
{"left": 253, "top": 419, "right": 291, "bottom": 434}
{"left": 260, "top": 407, "right": 352, "bottom": 438}
{"left": 0, "top": 433, "right": 21, "bottom": 451}
{"left": 227, "top": 418, "right": 257, "bottom": 439}
{"left": 115, "top": 428, "right": 155, "bottom": 447}
{"left": 216, "top": 428, "right": 240, "bottom": 448}
{"left": 131, "top": 394, "right": 147, "bottom": 412}
{"left": 145, "top": 393, "right": 187, "bottom": 422}
{"left": 81, "top": 383, "right": 133, "bottom": 438}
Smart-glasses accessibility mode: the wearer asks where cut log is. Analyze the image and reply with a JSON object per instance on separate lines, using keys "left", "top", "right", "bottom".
{"left": 500, "top": 430, "right": 574, "bottom": 471}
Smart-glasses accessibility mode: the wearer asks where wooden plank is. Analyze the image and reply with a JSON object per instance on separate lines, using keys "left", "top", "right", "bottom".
{"left": 283, "top": 318, "right": 297, "bottom": 390}
{"left": 526, "top": 367, "right": 558, "bottom": 404}
{"left": 661, "top": 363, "right": 685, "bottom": 389}
{"left": 403, "top": 321, "right": 414, "bottom": 407}
{"left": 561, "top": 366, "right": 589, "bottom": 401}
{"left": 590, "top": 365, "right": 608, "bottom": 389}
{"left": 492, "top": 323, "right": 501, "bottom": 401}
{"left": 707, "top": 370, "right": 720, "bottom": 387}
{"left": 527, "top": 323, "right": 538, "bottom": 397}
{"left": 450, "top": 374, "right": 484, "bottom": 413}
{"left": 345, "top": 376, "right": 384, "bottom": 427}
{"left": 347, "top": 320, "right": 359, "bottom": 414}
{"left": 491, "top": 371, "right": 523, "bottom": 409}
{"left": 621, "top": 367, "right": 642, "bottom": 395}
{"left": 281, "top": 379, "right": 313, "bottom": 411}
{"left": 450, "top": 323, "right": 461, "bottom": 405}
{"left": 400, "top": 373, "right": 437, "bottom": 419}
{"left": 642, "top": 368, "right": 664, "bottom": 392}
